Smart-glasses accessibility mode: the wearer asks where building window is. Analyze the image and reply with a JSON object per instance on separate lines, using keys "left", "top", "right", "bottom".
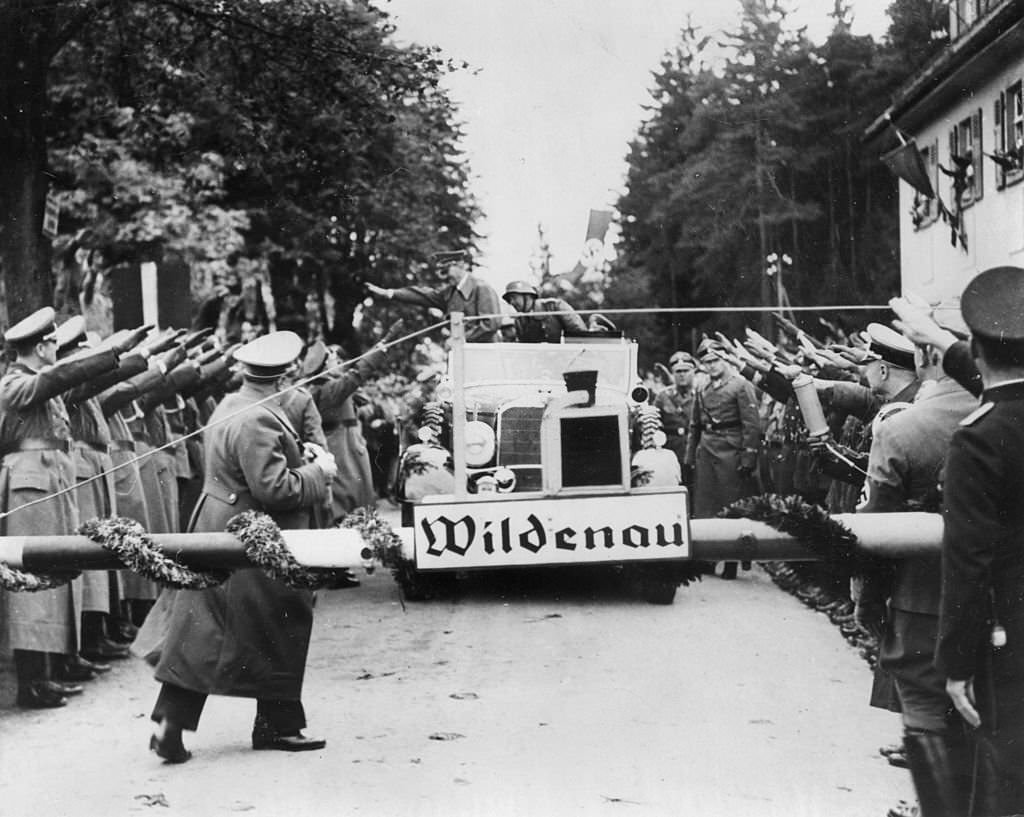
{"left": 947, "top": 111, "right": 983, "bottom": 207}
{"left": 912, "top": 140, "right": 940, "bottom": 230}
{"left": 1010, "top": 82, "right": 1024, "bottom": 184}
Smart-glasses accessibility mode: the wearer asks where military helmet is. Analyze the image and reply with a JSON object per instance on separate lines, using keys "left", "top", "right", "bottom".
{"left": 502, "top": 280, "right": 539, "bottom": 303}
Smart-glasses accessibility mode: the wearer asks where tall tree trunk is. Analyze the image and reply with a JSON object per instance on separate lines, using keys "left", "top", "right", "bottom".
{"left": 0, "top": 6, "right": 58, "bottom": 328}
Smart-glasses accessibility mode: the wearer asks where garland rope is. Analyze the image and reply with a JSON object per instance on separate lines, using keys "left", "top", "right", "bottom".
{"left": 79, "top": 517, "right": 228, "bottom": 590}
{"left": 0, "top": 562, "right": 79, "bottom": 593}
{"left": 718, "top": 493, "right": 892, "bottom": 576}
{"left": 226, "top": 511, "right": 338, "bottom": 590}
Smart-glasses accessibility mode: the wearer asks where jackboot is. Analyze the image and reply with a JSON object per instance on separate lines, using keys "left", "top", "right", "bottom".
{"left": 902, "top": 731, "right": 970, "bottom": 817}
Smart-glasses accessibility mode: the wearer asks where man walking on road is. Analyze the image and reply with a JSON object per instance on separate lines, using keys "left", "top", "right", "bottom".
{"left": 148, "top": 331, "right": 337, "bottom": 763}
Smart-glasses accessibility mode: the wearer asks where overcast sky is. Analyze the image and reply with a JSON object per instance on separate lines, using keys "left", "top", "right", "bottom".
{"left": 382, "top": 0, "right": 893, "bottom": 287}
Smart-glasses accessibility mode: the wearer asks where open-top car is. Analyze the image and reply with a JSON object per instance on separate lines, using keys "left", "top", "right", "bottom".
{"left": 393, "top": 314, "right": 696, "bottom": 603}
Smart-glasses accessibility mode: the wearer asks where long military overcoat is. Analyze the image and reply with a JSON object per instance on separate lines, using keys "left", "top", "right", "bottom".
{"left": 0, "top": 350, "right": 118, "bottom": 652}
{"left": 153, "top": 380, "right": 328, "bottom": 700}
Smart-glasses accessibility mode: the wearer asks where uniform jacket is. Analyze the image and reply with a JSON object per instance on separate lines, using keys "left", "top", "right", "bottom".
{"left": 653, "top": 386, "right": 694, "bottom": 464}
{"left": 685, "top": 370, "right": 761, "bottom": 518}
{"left": 310, "top": 373, "right": 376, "bottom": 519}
{"left": 514, "top": 298, "right": 588, "bottom": 343}
{"left": 0, "top": 349, "right": 119, "bottom": 652}
{"left": 937, "top": 380, "right": 1024, "bottom": 710}
{"left": 154, "top": 380, "right": 329, "bottom": 700}
{"left": 862, "top": 378, "right": 977, "bottom": 614}
{"left": 391, "top": 273, "right": 502, "bottom": 342}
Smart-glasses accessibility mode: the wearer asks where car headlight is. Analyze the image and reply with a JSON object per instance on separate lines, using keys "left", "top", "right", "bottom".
{"left": 464, "top": 420, "right": 496, "bottom": 467}
{"left": 494, "top": 467, "right": 517, "bottom": 492}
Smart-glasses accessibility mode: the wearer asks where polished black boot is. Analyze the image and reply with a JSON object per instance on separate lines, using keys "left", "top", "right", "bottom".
{"left": 14, "top": 651, "right": 66, "bottom": 709}
{"left": 252, "top": 714, "right": 326, "bottom": 752}
{"left": 902, "top": 731, "right": 971, "bottom": 817}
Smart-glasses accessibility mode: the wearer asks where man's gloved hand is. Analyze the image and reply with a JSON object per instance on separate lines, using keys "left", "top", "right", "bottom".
{"left": 737, "top": 464, "right": 755, "bottom": 480}
{"left": 140, "top": 327, "right": 187, "bottom": 357}
{"left": 158, "top": 344, "right": 189, "bottom": 373}
{"left": 381, "top": 319, "right": 406, "bottom": 345}
{"left": 113, "top": 324, "right": 155, "bottom": 355}
{"left": 305, "top": 442, "right": 338, "bottom": 479}
{"left": 181, "top": 327, "right": 215, "bottom": 350}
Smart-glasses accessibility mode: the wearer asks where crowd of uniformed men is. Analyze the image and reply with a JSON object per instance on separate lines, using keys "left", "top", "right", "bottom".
{"left": 3, "top": 260, "right": 1024, "bottom": 814}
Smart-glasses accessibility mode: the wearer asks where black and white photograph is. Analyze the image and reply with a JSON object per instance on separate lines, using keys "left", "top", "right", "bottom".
{"left": 1, "top": 1, "right": 1022, "bottom": 815}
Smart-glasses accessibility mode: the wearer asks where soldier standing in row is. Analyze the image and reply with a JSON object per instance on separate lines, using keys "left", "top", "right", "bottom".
{"left": 856, "top": 332, "right": 976, "bottom": 817}
{"left": 653, "top": 351, "right": 696, "bottom": 487}
{"left": 936, "top": 266, "right": 1024, "bottom": 815}
{"left": 0, "top": 308, "right": 139, "bottom": 708}
{"left": 685, "top": 339, "right": 761, "bottom": 580}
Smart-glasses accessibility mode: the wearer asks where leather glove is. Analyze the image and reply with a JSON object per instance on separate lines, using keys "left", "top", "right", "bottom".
{"left": 181, "top": 327, "right": 215, "bottom": 350}
{"left": 140, "top": 327, "right": 186, "bottom": 356}
{"left": 737, "top": 464, "right": 755, "bottom": 480}
{"left": 158, "top": 344, "right": 189, "bottom": 373}
{"left": 113, "top": 324, "right": 155, "bottom": 355}
{"left": 381, "top": 319, "right": 407, "bottom": 344}
{"left": 305, "top": 443, "right": 338, "bottom": 479}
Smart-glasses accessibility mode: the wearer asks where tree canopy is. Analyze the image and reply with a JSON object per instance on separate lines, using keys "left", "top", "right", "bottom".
{"left": 608, "top": 0, "right": 948, "bottom": 367}
{"left": 2, "top": 0, "right": 479, "bottom": 351}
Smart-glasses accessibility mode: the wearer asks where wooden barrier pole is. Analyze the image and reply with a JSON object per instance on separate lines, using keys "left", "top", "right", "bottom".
{"left": 0, "top": 513, "right": 944, "bottom": 573}
{"left": 0, "top": 528, "right": 371, "bottom": 572}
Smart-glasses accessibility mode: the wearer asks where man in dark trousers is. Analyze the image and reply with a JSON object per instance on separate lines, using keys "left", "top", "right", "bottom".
{"left": 936, "top": 266, "right": 1024, "bottom": 815}
{"left": 365, "top": 253, "right": 502, "bottom": 342}
{"left": 684, "top": 339, "right": 761, "bottom": 579}
{"left": 857, "top": 334, "right": 976, "bottom": 817}
{"left": 148, "top": 330, "right": 337, "bottom": 763}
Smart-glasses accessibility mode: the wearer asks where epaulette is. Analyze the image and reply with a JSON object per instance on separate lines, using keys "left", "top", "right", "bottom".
{"left": 960, "top": 402, "right": 994, "bottom": 427}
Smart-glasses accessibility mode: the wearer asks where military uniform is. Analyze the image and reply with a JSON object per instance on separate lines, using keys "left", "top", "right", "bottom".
{"left": 861, "top": 377, "right": 977, "bottom": 816}
{"left": 685, "top": 365, "right": 761, "bottom": 518}
{"left": 936, "top": 266, "right": 1024, "bottom": 814}
{"left": 0, "top": 308, "right": 123, "bottom": 706}
{"left": 387, "top": 271, "right": 502, "bottom": 342}
{"left": 148, "top": 331, "right": 332, "bottom": 761}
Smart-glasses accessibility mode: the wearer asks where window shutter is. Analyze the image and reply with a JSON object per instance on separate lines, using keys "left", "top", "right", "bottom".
{"left": 972, "top": 108, "right": 984, "bottom": 200}
{"left": 949, "top": 127, "right": 957, "bottom": 202}
{"left": 995, "top": 91, "right": 1006, "bottom": 190}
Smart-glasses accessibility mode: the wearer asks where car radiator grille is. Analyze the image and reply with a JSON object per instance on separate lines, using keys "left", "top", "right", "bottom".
{"left": 497, "top": 406, "right": 543, "bottom": 491}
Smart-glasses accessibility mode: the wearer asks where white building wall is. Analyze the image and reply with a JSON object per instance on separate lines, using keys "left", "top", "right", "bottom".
{"left": 900, "top": 59, "right": 1024, "bottom": 328}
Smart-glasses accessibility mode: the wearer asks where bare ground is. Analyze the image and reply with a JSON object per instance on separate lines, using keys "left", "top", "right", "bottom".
{"left": 0, "top": 563, "right": 914, "bottom": 817}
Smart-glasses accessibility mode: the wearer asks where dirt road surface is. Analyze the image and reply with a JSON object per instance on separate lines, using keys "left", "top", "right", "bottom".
{"left": 0, "top": 563, "right": 914, "bottom": 817}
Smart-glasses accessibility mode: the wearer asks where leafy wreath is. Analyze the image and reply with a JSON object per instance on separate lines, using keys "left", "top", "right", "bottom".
{"left": 226, "top": 511, "right": 338, "bottom": 589}
{"left": 718, "top": 493, "right": 891, "bottom": 576}
{"left": 0, "top": 562, "right": 79, "bottom": 593}
{"left": 337, "top": 506, "right": 410, "bottom": 573}
{"left": 79, "top": 517, "right": 228, "bottom": 589}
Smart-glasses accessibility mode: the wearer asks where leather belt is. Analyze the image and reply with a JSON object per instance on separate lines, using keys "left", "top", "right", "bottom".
{"left": 2, "top": 437, "right": 72, "bottom": 455}
{"left": 76, "top": 440, "right": 112, "bottom": 455}
{"left": 706, "top": 421, "right": 741, "bottom": 432}
{"left": 110, "top": 440, "right": 137, "bottom": 453}
{"left": 341, "top": 418, "right": 359, "bottom": 428}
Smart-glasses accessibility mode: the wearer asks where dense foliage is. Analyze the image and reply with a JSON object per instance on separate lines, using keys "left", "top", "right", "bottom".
{"left": 608, "top": 0, "right": 948, "bottom": 367}
{"left": 2, "top": 0, "right": 479, "bottom": 353}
